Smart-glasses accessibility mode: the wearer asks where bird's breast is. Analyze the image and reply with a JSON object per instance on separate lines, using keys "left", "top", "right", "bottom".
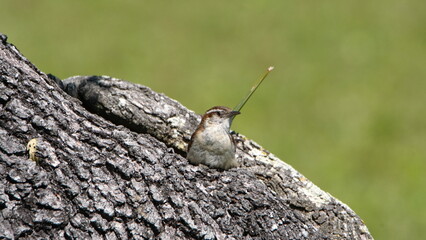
{"left": 196, "top": 126, "right": 234, "bottom": 153}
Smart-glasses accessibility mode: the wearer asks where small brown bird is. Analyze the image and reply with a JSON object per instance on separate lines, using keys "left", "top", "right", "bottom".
{"left": 187, "top": 106, "right": 240, "bottom": 170}
{"left": 187, "top": 66, "right": 274, "bottom": 170}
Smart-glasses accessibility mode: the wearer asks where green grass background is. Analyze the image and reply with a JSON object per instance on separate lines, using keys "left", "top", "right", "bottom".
{"left": 1, "top": 1, "right": 425, "bottom": 239}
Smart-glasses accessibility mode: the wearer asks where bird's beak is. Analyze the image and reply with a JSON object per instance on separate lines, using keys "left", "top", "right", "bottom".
{"left": 228, "top": 111, "right": 240, "bottom": 120}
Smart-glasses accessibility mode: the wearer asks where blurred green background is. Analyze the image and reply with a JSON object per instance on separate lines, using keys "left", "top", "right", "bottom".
{"left": 1, "top": 0, "right": 425, "bottom": 239}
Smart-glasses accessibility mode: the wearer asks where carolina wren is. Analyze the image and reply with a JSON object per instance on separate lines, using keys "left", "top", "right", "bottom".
{"left": 187, "top": 66, "right": 274, "bottom": 170}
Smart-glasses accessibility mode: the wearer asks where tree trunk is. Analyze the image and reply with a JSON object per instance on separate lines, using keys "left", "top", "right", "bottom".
{"left": 0, "top": 33, "right": 373, "bottom": 240}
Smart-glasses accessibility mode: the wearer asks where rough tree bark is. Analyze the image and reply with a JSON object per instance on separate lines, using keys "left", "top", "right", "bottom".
{"left": 0, "top": 33, "right": 373, "bottom": 240}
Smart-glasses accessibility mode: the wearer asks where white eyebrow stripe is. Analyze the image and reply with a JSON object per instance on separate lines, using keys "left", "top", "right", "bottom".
{"left": 205, "top": 109, "right": 221, "bottom": 114}
{"left": 205, "top": 107, "right": 226, "bottom": 115}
